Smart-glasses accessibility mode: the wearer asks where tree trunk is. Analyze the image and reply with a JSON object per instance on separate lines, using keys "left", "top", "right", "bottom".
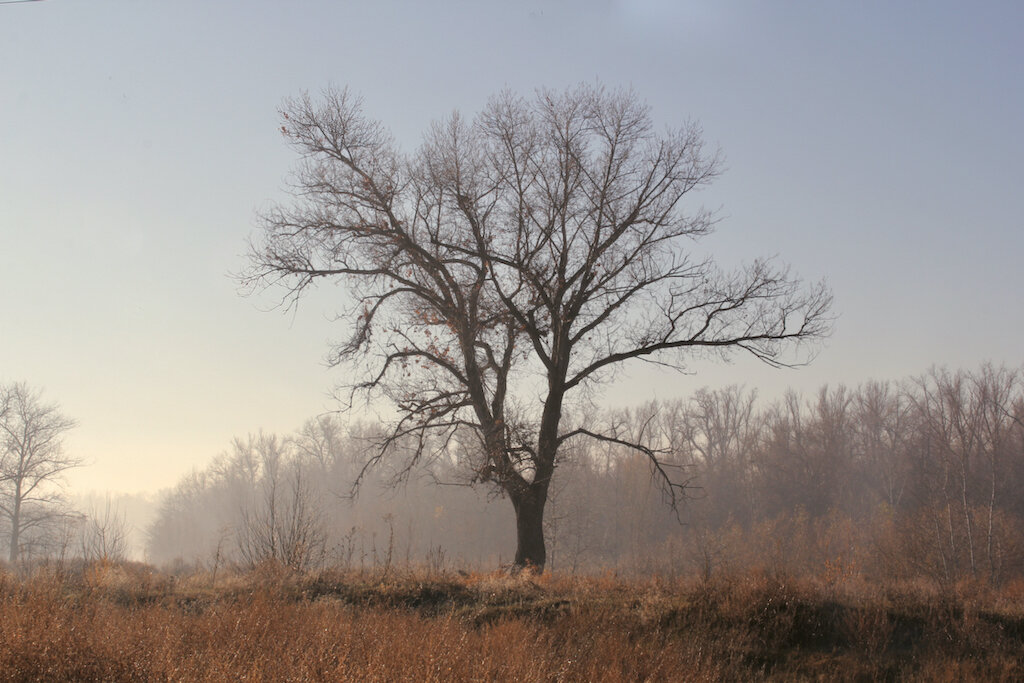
{"left": 510, "top": 485, "right": 547, "bottom": 572}
{"left": 8, "top": 498, "right": 20, "bottom": 564}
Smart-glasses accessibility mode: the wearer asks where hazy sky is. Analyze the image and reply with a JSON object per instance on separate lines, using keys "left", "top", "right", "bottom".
{"left": 2, "top": 1, "right": 1022, "bottom": 495}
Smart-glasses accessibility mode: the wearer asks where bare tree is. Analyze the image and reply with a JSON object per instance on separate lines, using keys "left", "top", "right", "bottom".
{"left": 855, "top": 380, "right": 913, "bottom": 510}
{"left": 291, "top": 415, "right": 346, "bottom": 472}
{"left": 236, "top": 434, "right": 327, "bottom": 571}
{"left": 244, "top": 84, "right": 832, "bottom": 570}
{"left": 80, "top": 497, "right": 130, "bottom": 563}
{"left": 0, "top": 382, "right": 80, "bottom": 563}
{"left": 967, "top": 365, "right": 1018, "bottom": 583}
{"left": 680, "top": 386, "right": 762, "bottom": 527}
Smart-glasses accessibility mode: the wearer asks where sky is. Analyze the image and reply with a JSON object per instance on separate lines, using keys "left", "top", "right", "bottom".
{"left": 2, "top": 0, "right": 1022, "bottom": 496}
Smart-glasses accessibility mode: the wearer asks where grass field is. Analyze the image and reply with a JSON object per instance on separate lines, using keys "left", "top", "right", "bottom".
{"left": 0, "top": 562, "right": 1022, "bottom": 681}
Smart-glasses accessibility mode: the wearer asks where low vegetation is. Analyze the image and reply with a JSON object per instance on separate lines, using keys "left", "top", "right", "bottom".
{"left": 1, "top": 561, "right": 1022, "bottom": 681}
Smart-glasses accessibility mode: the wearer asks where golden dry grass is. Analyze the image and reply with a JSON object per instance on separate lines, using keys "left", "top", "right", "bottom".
{"left": 0, "top": 563, "right": 1021, "bottom": 681}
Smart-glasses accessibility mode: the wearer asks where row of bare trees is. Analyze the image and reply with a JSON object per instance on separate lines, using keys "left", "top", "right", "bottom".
{"left": 147, "top": 364, "right": 1024, "bottom": 584}
{"left": 571, "top": 365, "right": 1024, "bottom": 583}
{"left": 147, "top": 421, "right": 514, "bottom": 572}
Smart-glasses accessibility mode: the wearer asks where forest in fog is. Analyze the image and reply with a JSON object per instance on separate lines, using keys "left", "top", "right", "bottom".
{"left": 146, "top": 363, "right": 1024, "bottom": 585}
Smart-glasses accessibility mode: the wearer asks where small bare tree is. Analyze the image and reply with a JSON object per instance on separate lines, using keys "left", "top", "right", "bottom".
{"left": 236, "top": 435, "right": 327, "bottom": 571}
{"left": 80, "top": 497, "right": 130, "bottom": 563}
{"left": 0, "top": 382, "right": 80, "bottom": 563}
{"left": 244, "top": 84, "right": 832, "bottom": 570}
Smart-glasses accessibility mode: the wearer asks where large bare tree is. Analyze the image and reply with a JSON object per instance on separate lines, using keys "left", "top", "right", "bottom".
{"left": 244, "top": 84, "right": 832, "bottom": 570}
{"left": 0, "top": 382, "right": 80, "bottom": 563}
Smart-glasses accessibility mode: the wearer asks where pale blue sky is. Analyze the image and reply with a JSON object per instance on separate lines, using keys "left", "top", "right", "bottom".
{"left": 2, "top": 1, "right": 1022, "bottom": 494}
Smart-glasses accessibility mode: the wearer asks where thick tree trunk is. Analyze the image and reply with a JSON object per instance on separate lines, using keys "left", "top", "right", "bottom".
{"left": 510, "top": 485, "right": 547, "bottom": 572}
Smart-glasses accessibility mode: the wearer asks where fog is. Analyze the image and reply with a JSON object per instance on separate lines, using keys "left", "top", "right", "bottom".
{"left": 128, "top": 364, "right": 1022, "bottom": 582}
{"left": 2, "top": 362, "right": 1022, "bottom": 586}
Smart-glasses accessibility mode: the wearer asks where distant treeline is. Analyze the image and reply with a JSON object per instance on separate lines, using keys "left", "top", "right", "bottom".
{"left": 147, "top": 364, "right": 1024, "bottom": 584}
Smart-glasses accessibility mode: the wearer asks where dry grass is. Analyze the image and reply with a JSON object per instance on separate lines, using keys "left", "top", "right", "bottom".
{"left": 0, "top": 563, "right": 1021, "bottom": 681}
